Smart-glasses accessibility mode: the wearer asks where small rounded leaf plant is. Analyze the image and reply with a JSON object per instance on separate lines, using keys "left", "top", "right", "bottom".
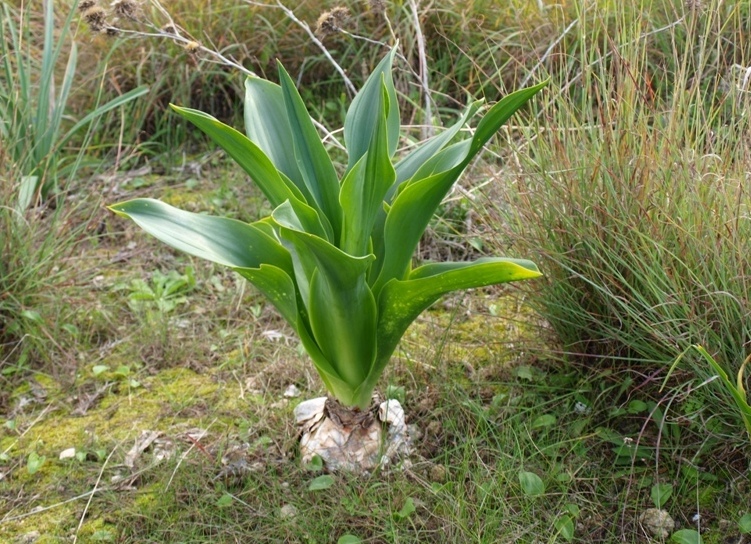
{"left": 110, "top": 48, "right": 546, "bottom": 410}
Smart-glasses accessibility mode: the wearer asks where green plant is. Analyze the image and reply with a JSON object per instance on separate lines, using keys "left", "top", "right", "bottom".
{"left": 0, "top": 0, "right": 146, "bottom": 210}
{"left": 651, "top": 483, "right": 674, "bottom": 509}
{"left": 121, "top": 267, "right": 196, "bottom": 316}
{"left": 110, "top": 48, "right": 545, "bottom": 409}
{"left": 113, "top": 266, "right": 196, "bottom": 361}
{"left": 665, "top": 345, "right": 751, "bottom": 443}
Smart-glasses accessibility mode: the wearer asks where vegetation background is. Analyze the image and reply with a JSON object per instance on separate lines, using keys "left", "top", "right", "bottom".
{"left": 1, "top": 0, "right": 750, "bottom": 542}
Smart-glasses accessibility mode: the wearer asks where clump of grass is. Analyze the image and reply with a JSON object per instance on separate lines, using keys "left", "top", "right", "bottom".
{"left": 493, "top": 0, "right": 751, "bottom": 448}
{"left": 0, "top": 0, "right": 143, "bottom": 379}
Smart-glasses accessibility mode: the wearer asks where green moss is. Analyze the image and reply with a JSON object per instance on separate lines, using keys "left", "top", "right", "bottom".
{"left": 0, "top": 502, "right": 79, "bottom": 543}
{"left": 405, "top": 295, "right": 541, "bottom": 372}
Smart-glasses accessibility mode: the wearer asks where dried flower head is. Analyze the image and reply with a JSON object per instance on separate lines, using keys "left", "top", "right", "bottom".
{"left": 161, "top": 23, "right": 178, "bottom": 35}
{"left": 111, "top": 0, "right": 140, "bottom": 21}
{"left": 315, "top": 7, "right": 350, "bottom": 37}
{"left": 685, "top": 0, "right": 704, "bottom": 11}
{"left": 78, "top": 0, "right": 97, "bottom": 12}
{"left": 184, "top": 41, "right": 201, "bottom": 53}
{"left": 368, "top": 0, "right": 386, "bottom": 14}
{"left": 83, "top": 6, "right": 107, "bottom": 32}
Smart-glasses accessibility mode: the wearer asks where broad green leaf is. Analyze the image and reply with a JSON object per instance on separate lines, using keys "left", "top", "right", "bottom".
{"left": 393, "top": 497, "right": 416, "bottom": 520}
{"left": 216, "top": 493, "right": 234, "bottom": 507}
{"left": 20, "top": 310, "right": 42, "bottom": 322}
{"left": 27, "top": 451, "right": 46, "bottom": 475}
{"left": 170, "top": 105, "right": 306, "bottom": 208}
{"left": 277, "top": 63, "right": 342, "bottom": 242}
{"left": 309, "top": 267, "right": 377, "bottom": 390}
{"left": 470, "top": 79, "right": 549, "bottom": 158}
{"left": 296, "top": 319, "right": 360, "bottom": 405}
{"left": 338, "top": 536, "right": 362, "bottom": 544}
{"left": 109, "top": 199, "right": 293, "bottom": 274}
{"left": 272, "top": 199, "right": 331, "bottom": 242}
{"left": 627, "top": 399, "right": 648, "bottom": 413}
{"left": 739, "top": 513, "right": 751, "bottom": 533}
{"left": 407, "top": 258, "right": 541, "bottom": 280}
{"left": 532, "top": 414, "right": 557, "bottom": 428}
{"left": 372, "top": 167, "right": 463, "bottom": 293}
{"left": 373, "top": 81, "right": 547, "bottom": 294}
{"left": 554, "top": 515, "right": 575, "bottom": 541}
{"left": 308, "top": 474, "right": 335, "bottom": 491}
{"left": 305, "top": 454, "right": 324, "bottom": 472}
{"left": 518, "top": 470, "right": 545, "bottom": 497}
{"left": 514, "top": 365, "right": 536, "bottom": 381}
{"left": 375, "top": 258, "right": 540, "bottom": 373}
{"left": 651, "top": 483, "right": 673, "bottom": 509}
{"left": 394, "top": 99, "right": 482, "bottom": 184}
{"left": 344, "top": 47, "right": 399, "bottom": 169}
{"left": 280, "top": 228, "right": 377, "bottom": 395}
{"left": 671, "top": 529, "right": 702, "bottom": 544}
{"left": 244, "top": 76, "right": 305, "bottom": 191}
{"left": 340, "top": 79, "right": 395, "bottom": 257}
{"left": 385, "top": 384, "right": 406, "bottom": 404}
{"left": 234, "top": 264, "right": 299, "bottom": 329}
{"left": 408, "top": 139, "right": 471, "bottom": 182}
{"left": 90, "top": 530, "right": 114, "bottom": 542}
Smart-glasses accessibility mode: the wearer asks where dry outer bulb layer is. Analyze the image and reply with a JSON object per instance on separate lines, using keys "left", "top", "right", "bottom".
{"left": 295, "top": 397, "right": 411, "bottom": 471}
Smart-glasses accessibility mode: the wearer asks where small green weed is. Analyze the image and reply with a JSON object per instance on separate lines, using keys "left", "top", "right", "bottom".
{"left": 113, "top": 266, "right": 196, "bottom": 363}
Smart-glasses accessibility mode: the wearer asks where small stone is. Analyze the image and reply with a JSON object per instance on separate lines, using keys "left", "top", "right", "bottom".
{"left": 283, "top": 384, "right": 301, "bottom": 398}
{"left": 59, "top": 448, "right": 76, "bottom": 460}
{"left": 279, "top": 504, "right": 298, "bottom": 519}
{"left": 638, "top": 508, "right": 675, "bottom": 538}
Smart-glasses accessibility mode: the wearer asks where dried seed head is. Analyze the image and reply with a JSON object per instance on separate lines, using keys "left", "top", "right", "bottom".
{"left": 111, "top": 0, "right": 140, "bottom": 20}
{"left": 161, "top": 23, "right": 178, "bottom": 35}
{"left": 369, "top": 0, "right": 386, "bottom": 14}
{"left": 83, "top": 6, "right": 107, "bottom": 31}
{"left": 315, "top": 7, "right": 350, "bottom": 37}
{"left": 78, "top": 0, "right": 97, "bottom": 12}
{"left": 685, "top": 0, "right": 704, "bottom": 11}
{"left": 184, "top": 41, "right": 200, "bottom": 53}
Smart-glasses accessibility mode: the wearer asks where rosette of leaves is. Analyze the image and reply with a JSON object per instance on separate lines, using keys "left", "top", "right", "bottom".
{"left": 110, "top": 48, "right": 546, "bottom": 409}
